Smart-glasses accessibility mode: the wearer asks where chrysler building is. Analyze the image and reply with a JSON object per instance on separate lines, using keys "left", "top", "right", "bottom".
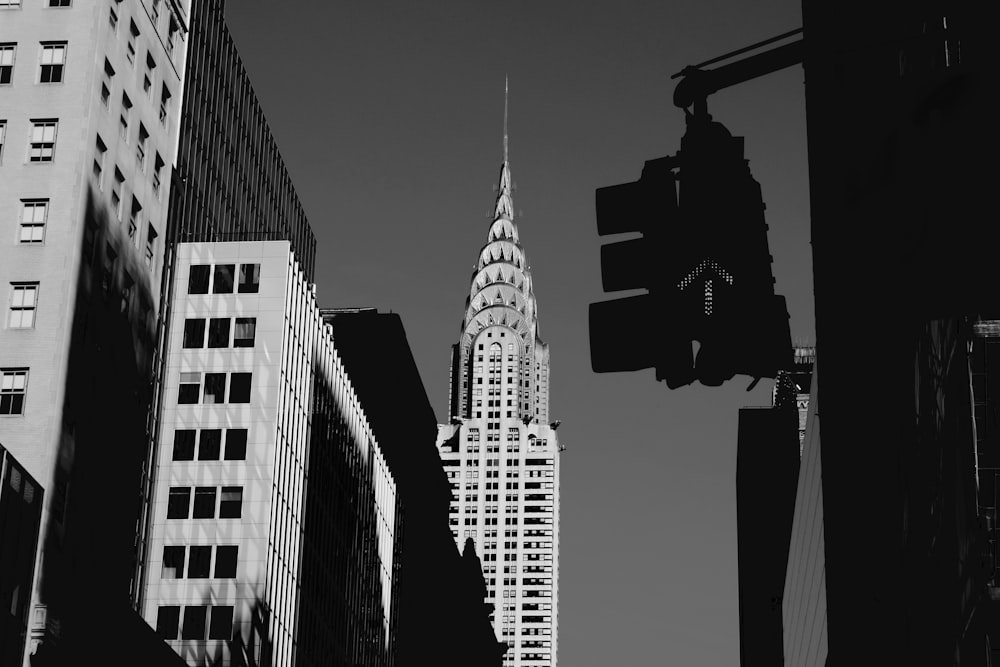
{"left": 437, "top": 85, "right": 561, "bottom": 667}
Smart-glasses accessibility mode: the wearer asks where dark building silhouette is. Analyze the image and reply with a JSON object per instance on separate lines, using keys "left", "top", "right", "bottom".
{"left": 0, "top": 444, "right": 42, "bottom": 667}
{"left": 322, "top": 308, "right": 508, "bottom": 667}
{"left": 799, "top": 2, "right": 996, "bottom": 663}
{"left": 735, "top": 354, "right": 811, "bottom": 667}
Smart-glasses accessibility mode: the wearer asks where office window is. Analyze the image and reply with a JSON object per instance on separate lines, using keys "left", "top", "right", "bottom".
{"left": 215, "top": 546, "right": 237, "bottom": 578}
{"left": 172, "top": 429, "right": 195, "bottom": 461}
{"left": 167, "top": 16, "right": 178, "bottom": 56}
{"left": 0, "top": 369, "right": 28, "bottom": 415}
{"left": 39, "top": 42, "right": 66, "bottom": 83}
{"left": 203, "top": 373, "right": 226, "bottom": 404}
{"left": 152, "top": 152, "right": 164, "bottom": 195}
{"left": 219, "top": 487, "right": 242, "bottom": 519}
{"left": 192, "top": 487, "right": 216, "bottom": 519}
{"left": 188, "top": 265, "right": 210, "bottom": 294}
{"left": 126, "top": 20, "right": 138, "bottom": 66}
{"left": 108, "top": 5, "right": 117, "bottom": 32}
{"left": 93, "top": 134, "right": 106, "bottom": 189}
{"left": 224, "top": 429, "right": 247, "bottom": 460}
{"left": 156, "top": 606, "right": 180, "bottom": 640}
{"left": 111, "top": 168, "right": 124, "bottom": 219}
{"left": 182, "top": 318, "right": 205, "bottom": 348}
{"left": 198, "top": 429, "right": 222, "bottom": 461}
{"left": 142, "top": 73, "right": 151, "bottom": 98}
{"left": 0, "top": 1, "right": 21, "bottom": 7}
{"left": 228, "top": 373, "right": 251, "bottom": 404}
{"left": 234, "top": 318, "right": 255, "bottom": 348}
{"left": 128, "top": 196, "right": 141, "bottom": 246}
{"left": 161, "top": 546, "right": 185, "bottom": 579}
{"left": 159, "top": 84, "right": 171, "bottom": 124}
{"left": 166, "top": 487, "right": 190, "bottom": 519}
{"left": 145, "top": 224, "right": 157, "bottom": 267}
{"left": 207, "top": 318, "right": 230, "bottom": 347}
{"left": 18, "top": 199, "right": 47, "bottom": 244}
{"left": 0, "top": 120, "right": 5, "bottom": 162}
{"left": 28, "top": 120, "right": 57, "bottom": 162}
{"left": 0, "top": 44, "right": 14, "bottom": 85}
{"left": 47, "top": 0, "right": 71, "bottom": 6}
{"left": 177, "top": 371, "right": 201, "bottom": 404}
{"left": 238, "top": 264, "right": 260, "bottom": 293}
{"left": 212, "top": 264, "right": 234, "bottom": 294}
{"left": 187, "top": 546, "right": 211, "bottom": 578}
{"left": 208, "top": 606, "right": 233, "bottom": 640}
{"left": 136, "top": 123, "right": 148, "bottom": 170}
{"left": 181, "top": 606, "right": 206, "bottom": 640}
{"left": 119, "top": 92, "right": 131, "bottom": 141}
{"left": 9, "top": 283, "right": 39, "bottom": 328}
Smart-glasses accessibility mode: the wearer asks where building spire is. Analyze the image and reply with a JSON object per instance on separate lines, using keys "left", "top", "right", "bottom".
{"left": 503, "top": 76, "right": 509, "bottom": 165}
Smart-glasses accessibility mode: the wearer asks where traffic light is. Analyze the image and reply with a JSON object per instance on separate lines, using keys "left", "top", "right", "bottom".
{"left": 590, "top": 112, "right": 792, "bottom": 388}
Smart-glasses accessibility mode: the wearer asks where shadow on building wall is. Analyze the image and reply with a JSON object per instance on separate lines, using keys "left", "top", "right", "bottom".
{"left": 29, "top": 186, "right": 180, "bottom": 665}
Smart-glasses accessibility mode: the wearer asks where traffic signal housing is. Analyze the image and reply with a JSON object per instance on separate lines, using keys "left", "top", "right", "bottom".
{"left": 590, "top": 113, "right": 792, "bottom": 388}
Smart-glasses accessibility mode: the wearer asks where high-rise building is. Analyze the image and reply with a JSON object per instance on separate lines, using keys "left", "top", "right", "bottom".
{"left": 436, "top": 97, "right": 561, "bottom": 667}
{"left": 141, "top": 241, "right": 401, "bottom": 667}
{"left": 0, "top": 1, "right": 190, "bottom": 662}
{"left": 322, "top": 308, "right": 507, "bottom": 667}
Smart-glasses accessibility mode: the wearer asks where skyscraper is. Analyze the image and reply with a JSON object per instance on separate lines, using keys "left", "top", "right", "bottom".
{"left": 0, "top": 1, "right": 189, "bottom": 662}
{"left": 436, "top": 89, "right": 561, "bottom": 667}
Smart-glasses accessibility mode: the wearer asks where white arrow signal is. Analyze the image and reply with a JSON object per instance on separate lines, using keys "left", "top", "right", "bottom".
{"left": 677, "top": 259, "right": 734, "bottom": 316}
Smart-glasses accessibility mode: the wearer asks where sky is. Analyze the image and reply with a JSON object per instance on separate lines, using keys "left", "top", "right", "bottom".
{"left": 226, "top": 1, "right": 812, "bottom": 665}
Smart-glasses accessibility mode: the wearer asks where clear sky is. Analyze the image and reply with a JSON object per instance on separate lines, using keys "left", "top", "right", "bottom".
{"left": 226, "top": 1, "right": 812, "bottom": 664}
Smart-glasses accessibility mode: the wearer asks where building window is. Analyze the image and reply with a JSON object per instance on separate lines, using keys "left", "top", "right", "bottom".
{"left": 198, "top": 429, "right": 222, "bottom": 461}
{"left": 126, "top": 20, "right": 138, "bottom": 66}
{"left": 136, "top": 123, "right": 148, "bottom": 170}
{"left": 156, "top": 606, "right": 180, "bottom": 640}
{"left": 145, "top": 224, "right": 157, "bottom": 268}
{"left": 0, "top": 0, "right": 22, "bottom": 7}
{"left": 166, "top": 487, "right": 190, "bottom": 519}
{"left": 0, "top": 369, "right": 28, "bottom": 415}
{"left": 188, "top": 265, "right": 210, "bottom": 294}
{"left": 208, "top": 606, "right": 234, "bottom": 640}
{"left": 181, "top": 606, "right": 206, "bottom": 640}
{"left": 219, "top": 487, "right": 242, "bottom": 519}
{"left": 172, "top": 429, "right": 195, "bottom": 461}
{"left": 214, "top": 546, "right": 238, "bottom": 578}
{"left": 238, "top": 264, "right": 260, "bottom": 293}
{"left": 207, "top": 318, "right": 230, "bottom": 348}
{"left": 152, "top": 152, "right": 164, "bottom": 195}
{"left": 128, "top": 196, "right": 141, "bottom": 246}
{"left": 0, "top": 44, "right": 14, "bottom": 85}
{"left": 182, "top": 318, "right": 204, "bottom": 348}
{"left": 192, "top": 487, "right": 217, "bottom": 519}
{"left": 39, "top": 42, "right": 66, "bottom": 83}
{"left": 234, "top": 318, "right": 255, "bottom": 348}
{"left": 111, "top": 168, "right": 124, "bottom": 219}
{"left": 160, "top": 83, "right": 171, "bottom": 125}
{"left": 8, "top": 283, "right": 38, "bottom": 328}
{"left": 228, "top": 373, "right": 251, "bottom": 404}
{"left": 187, "top": 546, "right": 211, "bottom": 578}
{"left": 0, "top": 120, "right": 5, "bottom": 162}
{"left": 161, "top": 546, "right": 185, "bottom": 579}
{"left": 212, "top": 264, "right": 234, "bottom": 294}
{"left": 28, "top": 119, "right": 57, "bottom": 162}
{"left": 167, "top": 16, "right": 178, "bottom": 56}
{"left": 119, "top": 92, "right": 131, "bottom": 142}
{"left": 151, "top": 0, "right": 160, "bottom": 24}
{"left": 18, "top": 199, "right": 47, "bottom": 244}
{"left": 142, "top": 73, "right": 151, "bottom": 98}
{"left": 93, "top": 134, "right": 106, "bottom": 189}
{"left": 101, "top": 245, "right": 116, "bottom": 296}
{"left": 203, "top": 373, "right": 226, "bottom": 404}
{"left": 47, "top": 0, "right": 71, "bottom": 6}
{"left": 177, "top": 372, "right": 200, "bottom": 404}
{"left": 108, "top": 5, "right": 117, "bottom": 32}
{"left": 224, "top": 429, "right": 247, "bottom": 460}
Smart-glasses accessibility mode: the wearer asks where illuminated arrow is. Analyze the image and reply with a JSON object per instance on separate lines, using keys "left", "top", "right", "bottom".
{"left": 677, "top": 259, "right": 734, "bottom": 316}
